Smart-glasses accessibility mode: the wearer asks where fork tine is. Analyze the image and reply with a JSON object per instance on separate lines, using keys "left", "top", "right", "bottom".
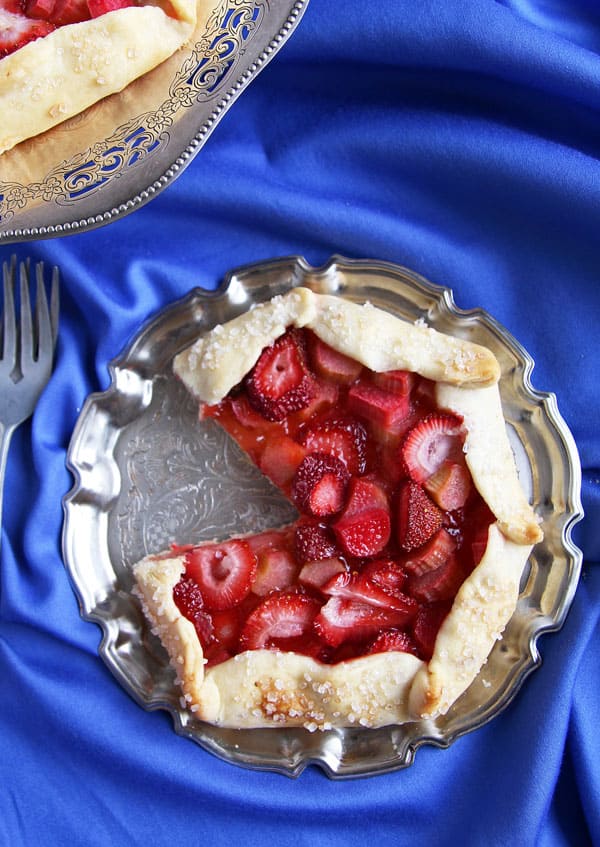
{"left": 19, "top": 260, "right": 35, "bottom": 364}
{"left": 33, "top": 261, "right": 54, "bottom": 360}
{"left": 2, "top": 257, "right": 17, "bottom": 369}
{"left": 49, "top": 264, "right": 60, "bottom": 349}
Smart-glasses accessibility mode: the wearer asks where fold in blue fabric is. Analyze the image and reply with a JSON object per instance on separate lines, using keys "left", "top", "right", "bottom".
{"left": 0, "top": 1, "right": 598, "bottom": 844}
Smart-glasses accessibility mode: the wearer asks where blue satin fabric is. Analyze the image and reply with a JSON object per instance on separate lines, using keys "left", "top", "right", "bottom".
{"left": 0, "top": 1, "right": 598, "bottom": 844}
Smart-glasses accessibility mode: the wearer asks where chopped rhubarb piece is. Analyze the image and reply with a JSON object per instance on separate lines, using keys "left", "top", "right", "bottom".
{"left": 315, "top": 596, "right": 415, "bottom": 648}
{"left": 471, "top": 522, "right": 491, "bottom": 566}
{"left": 403, "top": 528, "right": 456, "bottom": 576}
{"left": 424, "top": 460, "right": 472, "bottom": 511}
{"left": 291, "top": 452, "right": 350, "bottom": 517}
{"left": 412, "top": 602, "right": 451, "bottom": 661}
{"left": 409, "top": 554, "right": 465, "bottom": 603}
{"left": 0, "top": 11, "right": 56, "bottom": 58}
{"left": 173, "top": 577, "right": 214, "bottom": 646}
{"left": 401, "top": 413, "right": 465, "bottom": 483}
{"left": 307, "top": 332, "right": 363, "bottom": 384}
{"left": 396, "top": 480, "right": 443, "bottom": 552}
{"left": 229, "top": 394, "right": 272, "bottom": 428}
{"left": 298, "top": 557, "right": 347, "bottom": 591}
{"left": 25, "top": 0, "right": 56, "bottom": 20}
{"left": 252, "top": 548, "right": 299, "bottom": 597}
{"left": 185, "top": 540, "right": 257, "bottom": 610}
{"left": 210, "top": 607, "right": 243, "bottom": 652}
{"left": 299, "top": 415, "right": 367, "bottom": 475}
{"left": 294, "top": 520, "right": 340, "bottom": 562}
{"left": 372, "top": 369, "right": 416, "bottom": 396}
{"left": 87, "top": 0, "right": 133, "bottom": 15}
{"left": 245, "top": 330, "right": 315, "bottom": 421}
{"left": 348, "top": 381, "right": 412, "bottom": 429}
{"left": 50, "top": 0, "right": 90, "bottom": 24}
{"left": 295, "top": 377, "right": 339, "bottom": 422}
{"left": 239, "top": 591, "right": 320, "bottom": 651}
{"left": 366, "top": 628, "right": 418, "bottom": 656}
{"left": 259, "top": 435, "right": 306, "bottom": 487}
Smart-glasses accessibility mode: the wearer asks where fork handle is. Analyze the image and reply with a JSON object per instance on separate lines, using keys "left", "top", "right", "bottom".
{"left": 0, "top": 421, "right": 16, "bottom": 554}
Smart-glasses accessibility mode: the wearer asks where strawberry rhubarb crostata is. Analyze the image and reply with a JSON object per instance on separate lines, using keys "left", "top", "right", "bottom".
{"left": 133, "top": 287, "right": 543, "bottom": 731}
{"left": 0, "top": 0, "right": 196, "bottom": 153}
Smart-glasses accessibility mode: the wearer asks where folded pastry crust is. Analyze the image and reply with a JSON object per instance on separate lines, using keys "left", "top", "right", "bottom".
{"left": 0, "top": 0, "right": 196, "bottom": 154}
{"left": 133, "top": 287, "right": 543, "bottom": 729}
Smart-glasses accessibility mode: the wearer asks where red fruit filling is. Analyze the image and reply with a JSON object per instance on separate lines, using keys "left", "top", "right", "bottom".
{"left": 176, "top": 328, "right": 496, "bottom": 667}
{"left": 0, "top": 0, "right": 137, "bottom": 60}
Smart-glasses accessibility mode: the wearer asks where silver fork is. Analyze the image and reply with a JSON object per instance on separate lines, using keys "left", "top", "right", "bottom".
{"left": 0, "top": 257, "right": 59, "bottom": 549}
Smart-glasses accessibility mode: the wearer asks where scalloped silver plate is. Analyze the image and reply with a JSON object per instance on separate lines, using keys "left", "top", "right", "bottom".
{"left": 62, "top": 255, "right": 583, "bottom": 778}
{"left": 0, "top": 0, "right": 309, "bottom": 243}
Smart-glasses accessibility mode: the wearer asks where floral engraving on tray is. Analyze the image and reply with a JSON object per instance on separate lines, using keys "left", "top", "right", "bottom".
{"left": 115, "top": 376, "right": 297, "bottom": 569}
{"left": 0, "top": 0, "right": 268, "bottom": 220}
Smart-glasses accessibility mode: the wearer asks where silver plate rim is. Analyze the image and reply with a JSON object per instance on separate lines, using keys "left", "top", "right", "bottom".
{"left": 62, "top": 254, "right": 584, "bottom": 778}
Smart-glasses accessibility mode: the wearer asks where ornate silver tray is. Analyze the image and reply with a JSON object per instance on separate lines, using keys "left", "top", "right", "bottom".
{"left": 62, "top": 256, "right": 583, "bottom": 778}
{"left": 0, "top": 0, "right": 309, "bottom": 243}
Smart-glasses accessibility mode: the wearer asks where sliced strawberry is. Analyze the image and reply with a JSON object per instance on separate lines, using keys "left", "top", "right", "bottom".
{"left": 332, "top": 477, "right": 391, "bottom": 558}
{"left": 401, "top": 413, "right": 465, "bottom": 484}
{"left": 412, "top": 602, "right": 450, "bottom": 661}
{"left": 299, "top": 415, "right": 367, "bottom": 475}
{"left": 315, "top": 596, "right": 414, "bottom": 648}
{"left": 87, "top": 0, "right": 133, "bottom": 16}
{"left": 307, "top": 332, "right": 363, "bottom": 384}
{"left": 49, "top": 0, "right": 90, "bottom": 24}
{"left": 396, "top": 480, "right": 443, "bottom": 552}
{"left": 25, "top": 0, "right": 56, "bottom": 20}
{"left": 348, "top": 380, "right": 412, "bottom": 429}
{"left": 0, "top": 9, "right": 55, "bottom": 58}
{"left": 252, "top": 548, "right": 299, "bottom": 597}
{"left": 361, "top": 557, "right": 408, "bottom": 595}
{"left": 403, "top": 528, "right": 456, "bottom": 577}
{"left": 294, "top": 520, "right": 340, "bottom": 562}
{"left": 424, "top": 460, "right": 472, "bottom": 511}
{"left": 259, "top": 435, "right": 306, "bottom": 488}
{"left": 409, "top": 554, "right": 465, "bottom": 603}
{"left": 298, "top": 557, "right": 347, "bottom": 591}
{"left": 291, "top": 452, "right": 350, "bottom": 517}
{"left": 366, "top": 628, "right": 418, "bottom": 656}
{"left": 372, "top": 369, "right": 416, "bottom": 396}
{"left": 172, "top": 577, "right": 214, "bottom": 646}
{"left": 239, "top": 591, "right": 321, "bottom": 651}
{"left": 322, "top": 571, "right": 417, "bottom": 616}
{"left": 245, "top": 330, "right": 315, "bottom": 422}
{"left": 185, "top": 540, "right": 257, "bottom": 611}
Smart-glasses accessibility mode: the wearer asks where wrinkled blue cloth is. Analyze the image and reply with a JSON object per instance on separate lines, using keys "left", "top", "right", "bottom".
{"left": 1, "top": 1, "right": 599, "bottom": 844}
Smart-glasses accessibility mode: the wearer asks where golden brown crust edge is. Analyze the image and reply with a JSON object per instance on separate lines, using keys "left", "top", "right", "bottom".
{"left": 132, "top": 521, "right": 532, "bottom": 728}
{"left": 0, "top": 0, "right": 196, "bottom": 155}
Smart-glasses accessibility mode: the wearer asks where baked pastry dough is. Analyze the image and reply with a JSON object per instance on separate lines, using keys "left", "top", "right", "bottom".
{"left": 0, "top": 0, "right": 196, "bottom": 154}
{"left": 133, "top": 287, "right": 543, "bottom": 729}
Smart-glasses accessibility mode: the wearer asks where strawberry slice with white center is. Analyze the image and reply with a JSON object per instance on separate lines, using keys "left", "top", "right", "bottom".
{"left": 239, "top": 591, "right": 321, "bottom": 651}
{"left": 185, "top": 540, "right": 257, "bottom": 611}
{"left": 245, "top": 329, "right": 315, "bottom": 422}
{"left": 332, "top": 477, "right": 391, "bottom": 558}
{"left": 0, "top": 8, "right": 55, "bottom": 58}
{"left": 401, "top": 413, "right": 465, "bottom": 483}
{"left": 315, "top": 596, "right": 415, "bottom": 648}
{"left": 366, "top": 628, "right": 418, "bottom": 656}
{"left": 322, "top": 570, "right": 417, "bottom": 616}
{"left": 299, "top": 415, "right": 367, "bottom": 475}
{"left": 291, "top": 452, "right": 350, "bottom": 517}
{"left": 396, "top": 480, "right": 443, "bottom": 552}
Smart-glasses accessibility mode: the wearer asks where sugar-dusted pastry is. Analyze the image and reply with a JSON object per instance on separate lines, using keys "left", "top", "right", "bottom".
{"left": 0, "top": 0, "right": 197, "bottom": 154}
{"left": 133, "top": 288, "right": 542, "bottom": 730}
